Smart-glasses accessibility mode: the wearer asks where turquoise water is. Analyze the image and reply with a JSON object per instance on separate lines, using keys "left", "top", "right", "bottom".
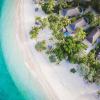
{"left": 0, "top": 0, "right": 25, "bottom": 99}
{"left": 0, "top": 0, "right": 46, "bottom": 100}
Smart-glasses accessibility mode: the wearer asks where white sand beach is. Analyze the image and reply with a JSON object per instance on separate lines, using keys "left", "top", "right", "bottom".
{"left": 15, "top": 0, "right": 100, "bottom": 100}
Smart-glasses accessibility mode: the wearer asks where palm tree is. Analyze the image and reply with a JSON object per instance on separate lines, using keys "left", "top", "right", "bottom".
{"left": 74, "top": 28, "right": 86, "bottom": 41}
{"left": 30, "top": 27, "right": 40, "bottom": 39}
{"left": 61, "top": 16, "right": 71, "bottom": 27}
{"left": 47, "top": 0, "right": 55, "bottom": 13}
{"left": 41, "top": 18, "right": 48, "bottom": 29}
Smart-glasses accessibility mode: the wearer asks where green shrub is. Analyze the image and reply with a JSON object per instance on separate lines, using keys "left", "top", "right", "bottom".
{"left": 41, "top": 0, "right": 55, "bottom": 14}
{"left": 35, "top": 40, "right": 46, "bottom": 52}
{"left": 42, "top": 3, "right": 51, "bottom": 14}
{"left": 77, "top": 64, "right": 90, "bottom": 77}
{"left": 49, "top": 55, "right": 56, "bottom": 62}
{"left": 30, "top": 27, "right": 40, "bottom": 38}
{"left": 70, "top": 68, "right": 76, "bottom": 73}
{"left": 86, "top": 68, "right": 96, "bottom": 82}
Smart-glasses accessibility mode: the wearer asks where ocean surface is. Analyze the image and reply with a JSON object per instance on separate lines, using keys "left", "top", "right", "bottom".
{"left": 0, "top": 0, "right": 46, "bottom": 100}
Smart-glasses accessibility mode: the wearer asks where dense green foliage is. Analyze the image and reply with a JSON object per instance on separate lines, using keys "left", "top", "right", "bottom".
{"left": 78, "top": 50, "right": 100, "bottom": 83}
{"left": 47, "top": 15, "right": 87, "bottom": 63}
{"left": 48, "top": 14, "right": 70, "bottom": 32}
{"left": 50, "top": 36, "right": 87, "bottom": 63}
{"left": 73, "top": 0, "right": 100, "bottom": 13}
{"left": 30, "top": 0, "right": 100, "bottom": 85}
{"left": 35, "top": 17, "right": 48, "bottom": 29}
{"left": 41, "top": 0, "right": 55, "bottom": 14}
{"left": 48, "top": 14, "right": 71, "bottom": 40}
{"left": 42, "top": 0, "right": 73, "bottom": 14}
{"left": 41, "top": 0, "right": 100, "bottom": 14}
{"left": 74, "top": 28, "right": 86, "bottom": 41}
{"left": 46, "top": 13, "right": 100, "bottom": 84}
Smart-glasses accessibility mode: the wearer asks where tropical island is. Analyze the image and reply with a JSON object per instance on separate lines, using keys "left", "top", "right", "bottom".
{"left": 2, "top": 0, "right": 100, "bottom": 99}
{"left": 29, "top": 0, "right": 100, "bottom": 98}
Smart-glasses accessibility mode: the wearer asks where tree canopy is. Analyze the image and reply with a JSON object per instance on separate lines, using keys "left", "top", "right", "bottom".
{"left": 30, "top": 27, "right": 40, "bottom": 38}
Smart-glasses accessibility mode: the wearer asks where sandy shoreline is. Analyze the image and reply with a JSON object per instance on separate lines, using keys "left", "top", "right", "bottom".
{"left": 15, "top": 0, "right": 99, "bottom": 100}
{"left": 15, "top": 0, "right": 59, "bottom": 100}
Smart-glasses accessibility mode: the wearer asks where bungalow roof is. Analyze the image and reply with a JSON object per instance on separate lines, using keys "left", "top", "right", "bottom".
{"left": 61, "top": 7, "right": 80, "bottom": 17}
{"left": 69, "top": 18, "right": 88, "bottom": 31}
{"left": 73, "top": 18, "right": 88, "bottom": 29}
{"left": 87, "top": 27, "right": 100, "bottom": 44}
{"left": 97, "top": 52, "right": 100, "bottom": 61}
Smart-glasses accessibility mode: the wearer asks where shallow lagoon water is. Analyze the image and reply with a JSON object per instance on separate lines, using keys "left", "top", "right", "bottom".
{"left": 0, "top": 0, "right": 46, "bottom": 100}
{"left": 0, "top": 0, "right": 25, "bottom": 99}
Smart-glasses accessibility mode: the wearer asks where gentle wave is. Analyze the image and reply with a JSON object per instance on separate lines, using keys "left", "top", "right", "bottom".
{"left": 0, "top": 0, "right": 46, "bottom": 100}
